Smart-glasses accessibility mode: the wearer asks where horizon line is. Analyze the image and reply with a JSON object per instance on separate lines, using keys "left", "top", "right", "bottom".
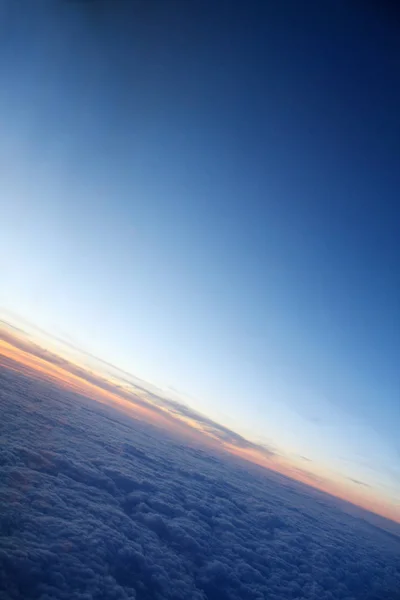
{"left": 1, "top": 311, "right": 399, "bottom": 531}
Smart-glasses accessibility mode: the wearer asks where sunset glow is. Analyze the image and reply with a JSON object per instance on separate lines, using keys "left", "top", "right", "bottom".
{"left": 1, "top": 323, "right": 398, "bottom": 525}
{"left": 1, "top": 4, "right": 400, "bottom": 598}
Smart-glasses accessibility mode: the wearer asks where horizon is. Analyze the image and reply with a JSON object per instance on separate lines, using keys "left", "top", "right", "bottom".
{"left": 2, "top": 1, "right": 400, "bottom": 526}
{"left": 1, "top": 2, "right": 400, "bottom": 597}
{"left": 1, "top": 313, "right": 399, "bottom": 528}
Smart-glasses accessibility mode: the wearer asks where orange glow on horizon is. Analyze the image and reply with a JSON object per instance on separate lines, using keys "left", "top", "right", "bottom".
{"left": 224, "top": 442, "right": 400, "bottom": 524}
{"left": 0, "top": 338, "right": 206, "bottom": 444}
{"left": 1, "top": 328, "right": 399, "bottom": 525}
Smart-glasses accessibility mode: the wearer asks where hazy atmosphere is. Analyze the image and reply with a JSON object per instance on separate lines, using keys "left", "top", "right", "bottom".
{"left": 1, "top": 1, "right": 399, "bottom": 599}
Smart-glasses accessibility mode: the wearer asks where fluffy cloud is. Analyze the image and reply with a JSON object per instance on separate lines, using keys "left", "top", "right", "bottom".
{"left": 0, "top": 365, "right": 399, "bottom": 600}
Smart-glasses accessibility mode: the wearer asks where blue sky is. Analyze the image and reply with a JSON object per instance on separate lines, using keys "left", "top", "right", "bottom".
{"left": 1, "top": 1, "right": 399, "bottom": 509}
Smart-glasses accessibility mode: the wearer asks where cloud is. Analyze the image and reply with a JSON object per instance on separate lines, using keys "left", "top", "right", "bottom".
{"left": 147, "top": 393, "right": 277, "bottom": 457}
{"left": 1, "top": 362, "right": 400, "bottom": 600}
{"left": 347, "top": 477, "right": 371, "bottom": 488}
{"left": 0, "top": 323, "right": 277, "bottom": 462}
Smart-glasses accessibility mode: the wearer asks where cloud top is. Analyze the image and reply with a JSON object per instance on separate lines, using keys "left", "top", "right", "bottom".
{"left": 0, "top": 362, "right": 400, "bottom": 600}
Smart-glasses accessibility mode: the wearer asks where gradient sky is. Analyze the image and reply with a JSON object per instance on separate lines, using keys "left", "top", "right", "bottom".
{"left": 1, "top": 1, "right": 399, "bottom": 509}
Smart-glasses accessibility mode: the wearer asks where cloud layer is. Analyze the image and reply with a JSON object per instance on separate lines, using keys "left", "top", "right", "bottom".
{"left": 0, "top": 324, "right": 277, "bottom": 463}
{"left": 1, "top": 364, "right": 400, "bottom": 600}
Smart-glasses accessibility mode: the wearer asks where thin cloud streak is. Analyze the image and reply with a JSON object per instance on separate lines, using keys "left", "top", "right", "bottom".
{"left": 348, "top": 477, "right": 371, "bottom": 488}
{"left": 1, "top": 319, "right": 399, "bottom": 524}
{"left": 0, "top": 322, "right": 276, "bottom": 461}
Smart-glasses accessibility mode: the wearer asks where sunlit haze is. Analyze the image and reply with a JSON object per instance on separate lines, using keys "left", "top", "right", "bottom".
{"left": 1, "top": 0, "right": 399, "bottom": 528}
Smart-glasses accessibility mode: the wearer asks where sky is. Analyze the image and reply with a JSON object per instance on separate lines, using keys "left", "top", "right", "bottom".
{"left": 1, "top": 1, "right": 399, "bottom": 513}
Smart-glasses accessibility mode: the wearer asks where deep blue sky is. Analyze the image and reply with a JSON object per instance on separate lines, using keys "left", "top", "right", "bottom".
{"left": 1, "top": 1, "right": 399, "bottom": 510}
